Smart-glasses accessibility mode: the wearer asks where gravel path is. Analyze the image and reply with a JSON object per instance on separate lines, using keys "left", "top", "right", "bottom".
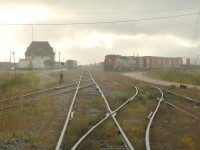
{"left": 123, "top": 72, "right": 200, "bottom": 89}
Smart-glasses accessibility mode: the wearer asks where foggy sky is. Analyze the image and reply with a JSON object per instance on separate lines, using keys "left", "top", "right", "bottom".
{"left": 0, "top": 0, "right": 200, "bottom": 64}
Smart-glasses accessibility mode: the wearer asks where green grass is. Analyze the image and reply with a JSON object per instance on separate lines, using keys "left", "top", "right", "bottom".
{"left": 0, "top": 73, "right": 38, "bottom": 87}
{"left": 0, "top": 73, "right": 39, "bottom": 99}
{"left": 146, "top": 69, "right": 200, "bottom": 85}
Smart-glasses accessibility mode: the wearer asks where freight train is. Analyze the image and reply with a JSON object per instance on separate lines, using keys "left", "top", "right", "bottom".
{"left": 104, "top": 55, "right": 200, "bottom": 71}
{"left": 66, "top": 60, "right": 78, "bottom": 69}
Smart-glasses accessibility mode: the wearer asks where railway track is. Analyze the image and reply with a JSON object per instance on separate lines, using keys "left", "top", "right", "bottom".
{"left": 54, "top": 70, "right": 139, "bottom": 150}
{"left": 1, "top": 69, "right": 199, "bottom": 149}
{"left": 0, "top": 69, "right": 96, "bottom": 111}
{"left": 88, "top": 70, "right": 135, "bottom": 150}
{"left": 144, "top": 86, "right": 163, "bottom": 150}
{"left": 107, "top": 73, "right": 200, "bottom": 149}
{"left": 137, "top": 84, "right": 200, "bottom": 150}
{"left": 0, "top": 82, "right": 79, "bottom": 110}
{"left": 71, "top": 73, "right": 138, "bottom": 150}
{"left": 55, "top": 70, "right": 84, "bottom": 150}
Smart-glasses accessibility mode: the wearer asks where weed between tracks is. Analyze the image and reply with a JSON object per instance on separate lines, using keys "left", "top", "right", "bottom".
{"left": 151, "top": 103, "right": 200, "bottom": 150}
{"left": 76, "top": 118, "right": 124, "bottom": 150}
{"left": 63, "top": 88, "right": 107, "bottom": 149}
{"left": 90, "top": 70, "right": 134, "bottom": 110}
{"left": 170, "top": 87, "right": 200, "bottom": 100}
{"left": 116, "top": 91, "right": 157, "bottom": 150}
{"left": 0, "top": 94, "right": 56, "bottom": 147}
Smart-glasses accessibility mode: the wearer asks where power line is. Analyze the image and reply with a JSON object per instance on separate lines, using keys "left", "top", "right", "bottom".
{"left": 2, "top": 7, "right": 197, "bottom": 15}
{"left": 0, "top": 12, "right": 198, "bottom": 26}
{"left": 189, "top": 8, "right": 200, "bottom": 58}
{"left": 52, "top": 7, "right": 199, "bottom": 15}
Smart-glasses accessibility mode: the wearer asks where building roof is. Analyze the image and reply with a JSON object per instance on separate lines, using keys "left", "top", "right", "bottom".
{"left": 25, "top": 41, "right": 55, "bottom": 57}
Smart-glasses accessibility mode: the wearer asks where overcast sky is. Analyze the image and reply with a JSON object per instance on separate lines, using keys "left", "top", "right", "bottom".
{"left": 0, "top": 0, "right": 200, "bottom": 64}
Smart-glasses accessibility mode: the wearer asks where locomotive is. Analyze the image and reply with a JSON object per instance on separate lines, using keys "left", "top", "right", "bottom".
{"left": 66, "top": 60, "right": 78, "bottom": 69}
{"left": 104, "top": 55, "right": 137, "bottom": 71}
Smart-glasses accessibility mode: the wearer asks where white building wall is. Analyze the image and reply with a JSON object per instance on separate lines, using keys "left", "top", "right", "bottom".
{"left": 182, "top": 57, "right": 187, "bottom": 65}
{"left": 19, "top": 56, "right": 52, "bottom": 69}
{"left": 19, "top": 59, "right": 31, "bottom": 69}
{"left": 32, "top": 59, "right": 45, "bottom": 68}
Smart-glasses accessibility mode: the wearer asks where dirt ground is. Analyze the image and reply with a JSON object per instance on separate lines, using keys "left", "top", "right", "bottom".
{"left": 28, "top": 69, "right": 66, "bottom": 87}
{"left": 123, "top": 72, "right": 200, "bottom": 90}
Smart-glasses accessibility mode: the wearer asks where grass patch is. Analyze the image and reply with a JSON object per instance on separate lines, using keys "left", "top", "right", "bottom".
{"left": 146, "top": 69, "right": 200, "bottom": 85}
{"left": 0, "top": 73, "right": 39, "bottom": 99}
{"left": 0, "top": 93, "right": 58, "bottom": 148}
{"left": 0, "top": 94, "right": 56, "bottom": 133}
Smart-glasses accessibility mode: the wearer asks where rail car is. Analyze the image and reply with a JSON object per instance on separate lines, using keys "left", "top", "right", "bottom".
{"left": 66, "top": 60, "right": 78, "bottom": 69}
{"left": 138, "top": 56, "right": 183, "bottom": 70}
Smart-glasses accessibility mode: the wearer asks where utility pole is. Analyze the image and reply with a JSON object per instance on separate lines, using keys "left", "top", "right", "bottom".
{"left": 54, "top": 49, "right": 56, "bottom": 62}
{"left": 59, "top": 51, "right": 61, "bottom": 68}
{"left": 32, "top": 17, "right": 34, "bottom": 41}
{"left": 32, "top": 24, "right": 33, "bottom": 41}
{"left": 10, "top": 50, "right": 12, "bottom": 63}
{"left": 13, "top": 52, "right": 16, "bottom": 77}
{"left": 196, "top": 55, "right": 199, "bottom": 67}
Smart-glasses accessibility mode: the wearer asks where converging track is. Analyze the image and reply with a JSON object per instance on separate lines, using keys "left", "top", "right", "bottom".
{"left": 55, "top": 69, "right": 139, "bottom": 150}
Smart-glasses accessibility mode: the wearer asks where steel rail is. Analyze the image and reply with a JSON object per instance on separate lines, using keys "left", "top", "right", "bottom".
{"left": 55, "top": 70, "right": 83, "bottom": 150}
{"left": 81, "top": 76, "right": 93, "bottom": 80}
{"left": 53, "top": 82, "right": 94, "bottom": 96}
{"left": 164, "top": 101, "right": 200, "bottom": 120}
{"left": 107, "top": 75, "right": 139, "bottom": 112}
{"left": 145, "top": 86, "right": 164, "bottom": 150}
{"left": 0, "top": 82, "right": 94, "bottom": 111}
{"left": 163, "top": 89, "right": 200, "bottom": 103}
{"left": 113, "top": 86, "right": 138, "bottom": 112}
{"left": 129, "top": 80, "right": 199, "bottom": 149}
{"left": 138, "top": 87, "right": 200, "bottom": 120}
{"left": 71, "top": 114, "right": 110, "bottom": 150}
{"left": 0, "top": 82, "right": 78, "bottom": 103}
{"left": 88, "top": 71, "right": 135, "bottom": 150}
